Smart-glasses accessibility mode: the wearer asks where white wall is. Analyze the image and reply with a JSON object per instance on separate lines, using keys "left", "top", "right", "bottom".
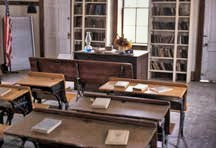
{"left": 190, "top": 0, "right": 200, "bottom": 71}
{"left": 0, "top": 1, "right": 40, "bottom": 65}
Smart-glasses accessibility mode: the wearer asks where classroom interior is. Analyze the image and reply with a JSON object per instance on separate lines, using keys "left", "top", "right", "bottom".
{"left": 0, "top": 0, "right": 215, "bottom": 148}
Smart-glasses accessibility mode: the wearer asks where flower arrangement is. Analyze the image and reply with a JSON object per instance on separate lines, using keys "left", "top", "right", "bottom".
{"left": 113, "top": 35, "right": 132, "bottom": 51}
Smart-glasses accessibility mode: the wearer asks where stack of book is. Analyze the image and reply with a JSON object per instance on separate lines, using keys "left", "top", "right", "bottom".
{"left": 132, "top": 84, "right": 148, "bottom": 92}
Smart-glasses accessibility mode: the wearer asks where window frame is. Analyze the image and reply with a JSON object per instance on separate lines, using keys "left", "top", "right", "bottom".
{"left": 122, "top": 0, "right": 150, "bottom": 45}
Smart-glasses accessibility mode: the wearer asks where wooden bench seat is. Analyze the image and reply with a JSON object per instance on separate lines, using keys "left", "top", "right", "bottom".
{"left": 66, "top": 92, "right": 77, "bottom": 103}
{"left": 29, "top": 57, "right": 133, "bottom": 92}
{"left": 33, "top": 103, "right": 50, "bottom": 109}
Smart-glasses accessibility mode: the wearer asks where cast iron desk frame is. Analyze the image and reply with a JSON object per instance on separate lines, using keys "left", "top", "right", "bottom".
{"left": 99, "top": 77, "right": 188, "bottom": 147}
{"left": 16, "top": 72, "right": 68, "bottom": 110}
{"left": 0, "top": 85, "right": 33, "bottom": 125}
{"left": 4, "top": 108, "right": 158, "bottom": 148}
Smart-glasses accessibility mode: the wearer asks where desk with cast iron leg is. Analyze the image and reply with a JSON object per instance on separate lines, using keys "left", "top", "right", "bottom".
{"left": 0, "top": 85, "right": 32, "bottom": 125}
{"left": 4, "top": 108, "right": 158, "bottom": 148}
{"left": 16, "top": 72, "right": 68, "bottom": 110}
{"left": 70, "top": 93, "right": 170, "bottom": 148}
{"left": 99, "top": 77, "right": 188, "bottom": 147}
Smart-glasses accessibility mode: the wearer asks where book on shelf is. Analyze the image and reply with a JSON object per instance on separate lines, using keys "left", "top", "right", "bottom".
{"left": 159, "top": 62, "right": 166, "bottom": 70}
{"left": 152, "top": 7, "right": 175, "bottom": 16}
{"left": 0, "top": 87, "right": 12, "bottom": 96}
{"left": 153, "top": 21, "right": 175, "bottom": 30}
{"left": 92, "top": 97, "right": 111, "bottom": 109}
{"left": 32, "top": 118, "right": 62, "bottom": 134}
{"left": 105, "top": 129, "right": 130, "bottom": 145}
{"left": 150, "top": 86, "right": 173, "bottom": 93}
{"left": 151, "top": 34, "right": 174, "bottom": 44}
{"left": 179, "top": 21, "right": 189, "bottom": 30}
{"left": 114, "top": 81, "right": 129, "bottom": 88}
{"left": 133, "top": 84, "right": 148, "bottom": 92}
{"left": 151, "top": 61, "right": 173, "bottom": 71}
{"left": 152, "top": 46, "right": 173, "bottom": 57}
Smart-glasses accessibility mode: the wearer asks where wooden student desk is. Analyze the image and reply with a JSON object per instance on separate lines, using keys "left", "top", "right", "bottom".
{"left": 0, "top": 84, "right": 33, "bottom": 125}
{"left": 16, "top": 72, "right": 68, "bottom": 109}
{"left": 4, "top": 108, "right": 158, "bottom": 148}
{"left": 71, "top": 93, "right": 170, "bottom": 148}
{"left": 99, "top": 77, "right": 188, "bottom": 146}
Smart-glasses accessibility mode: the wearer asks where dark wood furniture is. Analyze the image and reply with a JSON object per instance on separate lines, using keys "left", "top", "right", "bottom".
{"left": 74, "top": 50, "right": 149, "bottom": 79}
{"left": 71, "top": 92, "right": 170, "bottom": 148}
{"left": 0, "top": 70, "right": 2, "bottom": 84}
{"left": 0, "top": 85, "right": 33, "bottom": 125}
{"left": 4, "top": 108, "right": 158, "bottom": 148}
{"left": 29, "top": 57, "right": 133, "bottom": 91}
{"left": 99, "top": 77, "right": 188, "bottom": 146}
{"left": 16, "top": 72, "right": 68, "bottom": 110}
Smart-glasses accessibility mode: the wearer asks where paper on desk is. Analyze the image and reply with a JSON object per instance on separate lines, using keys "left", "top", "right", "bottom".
{"left": 126, "top": 86, "right": 157, "bottom": 94}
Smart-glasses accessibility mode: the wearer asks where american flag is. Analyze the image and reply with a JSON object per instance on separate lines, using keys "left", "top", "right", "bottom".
{"left": 3, "top": 0, "right": 12, "bottom": 67}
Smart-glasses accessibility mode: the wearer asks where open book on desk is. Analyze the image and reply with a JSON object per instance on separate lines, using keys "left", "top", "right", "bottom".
{"left": 150, "top": 86, "right": 173, "bottom": 93}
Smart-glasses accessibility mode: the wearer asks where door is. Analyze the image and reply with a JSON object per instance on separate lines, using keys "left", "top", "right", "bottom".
{"left": 44, "top": 0, "right": 71, "bottom": 58}
{"left": 201, "top": 0, "right": 216, "bottom": 81}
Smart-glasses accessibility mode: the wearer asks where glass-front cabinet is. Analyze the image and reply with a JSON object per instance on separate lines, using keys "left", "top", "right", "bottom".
{"left": 72, "top": 0, "right": 111, "bottom": 51}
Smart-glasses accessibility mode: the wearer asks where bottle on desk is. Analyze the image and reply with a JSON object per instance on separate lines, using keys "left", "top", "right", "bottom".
{"left": 84, "top": 32, "right": 93, "bottom": 52}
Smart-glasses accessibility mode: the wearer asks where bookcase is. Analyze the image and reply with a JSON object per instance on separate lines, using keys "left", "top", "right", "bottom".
{"left": 72, "top": 0, "right": 111, "bottom": 51}
{"left": 148, "top": 0, "right": 193, "bottom": 83}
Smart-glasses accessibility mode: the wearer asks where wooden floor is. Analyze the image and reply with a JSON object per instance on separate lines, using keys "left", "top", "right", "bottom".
{"left": 1, "top": 71, "right": 216, "bottom": 148}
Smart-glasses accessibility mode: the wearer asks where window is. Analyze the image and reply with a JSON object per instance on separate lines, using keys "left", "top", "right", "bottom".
{"left": 123, "top": 0, "right": 150, "bottom": 45}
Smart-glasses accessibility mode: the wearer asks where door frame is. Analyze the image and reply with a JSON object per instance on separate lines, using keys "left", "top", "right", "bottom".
{"left": 194, "top": 0, "right": 205, "bottom": 81}
{"left": 39, "top": 0, "right": 44, "bottom": 57}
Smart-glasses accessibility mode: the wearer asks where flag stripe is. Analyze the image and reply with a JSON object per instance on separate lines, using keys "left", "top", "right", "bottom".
{"left": 4, "top": 10, "right": 12, "bottom": 66}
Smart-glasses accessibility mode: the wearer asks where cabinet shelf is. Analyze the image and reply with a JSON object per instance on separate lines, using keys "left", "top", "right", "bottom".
{"left": 152, "top": 1, "right": 176, "bottom": 4}
{"left": 85, "top": 2, "right": 106, "bottom": 4}
{"left": 152, "top": 29, "right": 175, "bottom": 32}
{"left": 152, "top": 16, "right": 176, "bottom": 18}
{"left": 85, "top": 15, "right": 106, "bottom": 17}
{"left": 151, "top": 43, "right": 175, "bottom": 46}
{"left": 85, "top": 28, "right": 106, "bottom": 30}
{"left": 150, "top": 70, "right": 173, "bottom": 73}
{"left": 151, "top": 56, "right": 173, "bottom": 60}
{"left": 72, "top": 0, "right": 108, "bottom": 51}
{"left": 176, "top": 71, "right": 187, "bottom": 74}
{"left": 148, "top": 0, "right": 192, "bottom": 83}
{"left": 176, "top": 58, "right": 187, "bottom": 61}
{"left": 177, "top": 44, "right": 189, "bottom": 46}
